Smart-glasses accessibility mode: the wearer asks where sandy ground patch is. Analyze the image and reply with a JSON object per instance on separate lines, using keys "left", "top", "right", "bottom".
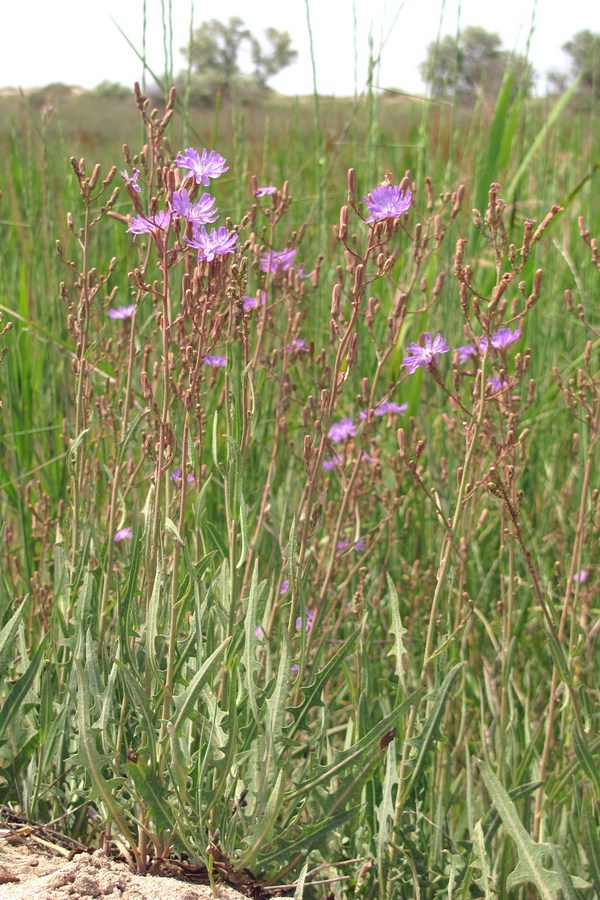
{"left": 0, "top": 836, "right": 286, "bottom": 899}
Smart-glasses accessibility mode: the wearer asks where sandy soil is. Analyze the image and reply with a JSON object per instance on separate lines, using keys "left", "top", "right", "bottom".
{"left": 0, "top": 836, "right": 286, "bottom": 900}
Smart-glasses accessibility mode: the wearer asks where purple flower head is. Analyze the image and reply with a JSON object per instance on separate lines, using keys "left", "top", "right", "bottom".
{"left": 260, "top": 248, "right": 297, "bottom": 274}
{"left": 290, "top": 663, "right": 300, "bottom": 674}
{"left": 285, "top": 337, "right": 309, "bottom": 354}
{"left": 491, "top": 327, "right": 521, "bottom": 350}
{"left": 203, "top": 354, "right": 227, "bottom": 368}
{"left": 176, "top": 147, "right": 229, "bottom": 186}
{"left": 121, "top": 168, "right": 141, "bottom": 193}
{"left": 322, "top": 455, "right": 343, "bottom": 471}
{"left": 280, "top": 579, "right": 290, "bottom": 595}
{"left": 455, "top": 344, "right": 478, "bottom": 364}
{"left": 255, "top": 185, "right": 277, "bottom": 197}
{"left": 171, "top": 188, "right": 218, "bottom": 226}
{"left": 243, "top": 291, "right": 267, "bottom": 310}
{"left": 336, "top": 538, "right": 365, "bottom": 555}
{"left": 572, "top": 569, "right": 588, "bottom": 584}
{"left": 114, "top": 526, "right": 132, "bottom": 542}
{"left": 126, "top": 209, "right": 171, "bottom": 239}
{"left": 328, "top": 418, "right": 357, "bottom": 443}
{"left": 363, "top": 184, "right": 412, "bottom": 223}
{"left": 255, "top": 624, "right": 265, "bottom": 639}
{"left": 487, "top": 375, "right": 508, "bottom": 394}
{"left": 295, "top": 610, "right": 314, "bottom": 633}
{"left": 108, "top": 304, "right": 136, "bottom": 320}
{"left": 170, "top": 467, "right": 195, "bottom": 484}
{"left": 360, "top": 400, "right": 408, "bottom": 419}
{"left": 403, "top": 332, "right": 449, "bottom": 374}
{"left": 187, "top": 225, "right": 238, "bottom": 262}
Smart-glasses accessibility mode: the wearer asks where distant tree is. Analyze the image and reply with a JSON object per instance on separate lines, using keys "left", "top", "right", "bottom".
{"left": 180, "top": 17, "right": 297, "bottom": 105}
{"left": 93, "top": 81, "right": 130, "bottom": 100}
{"left": 548, "top": 30, "right": 600, "bottom": 99}
{"left": 420, "top": 26, "right": 534, "bottom": 103}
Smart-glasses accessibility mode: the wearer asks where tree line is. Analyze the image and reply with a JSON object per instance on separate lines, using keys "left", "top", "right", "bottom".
{"left": 93, "top": 19, "right": 599, "bottom": 106}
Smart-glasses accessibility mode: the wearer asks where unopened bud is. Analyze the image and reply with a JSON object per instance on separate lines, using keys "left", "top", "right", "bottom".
{"left": 339, "top": 205, "right": 348, "bottom": 242}
{"left": 347, "top": 168, "right": 356, "bottom": 204}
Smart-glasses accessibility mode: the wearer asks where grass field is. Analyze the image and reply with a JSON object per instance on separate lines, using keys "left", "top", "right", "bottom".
{"left": 0, "top": 68, "right": 598, "bottom": 898}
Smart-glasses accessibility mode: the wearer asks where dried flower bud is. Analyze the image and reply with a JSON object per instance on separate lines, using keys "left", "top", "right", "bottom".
{"left": 347, "top": 168, "right": 356, "bottom": 204}
{"left": 339, "top": 205, "right": 348, "bottom": 242}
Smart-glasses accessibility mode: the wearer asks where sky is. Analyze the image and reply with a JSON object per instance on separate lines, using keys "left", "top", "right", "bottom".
{"left": 1, "top": 0, "right": 598, "bottom": 97}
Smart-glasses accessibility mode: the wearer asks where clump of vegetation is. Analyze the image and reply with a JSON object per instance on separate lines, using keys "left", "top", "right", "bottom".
{"left": 0, "top": 21, "right": 598, "bottom": 899}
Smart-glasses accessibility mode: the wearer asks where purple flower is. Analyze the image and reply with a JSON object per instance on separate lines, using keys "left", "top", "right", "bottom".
{"left": 171, "top": 188, "right": 218, "bottom": 226}
{"left": 126, "top": 209, "right": 171, "bottom": 238}
{"left": 360, "top": 400, "right": 408, "bottom": 419}
{"left": 337, "top": 538, "right": 366, "bottom": 554}
{"left": 322, "top": 455, "right": 343, "bottom": 471}
{"left": 280, "top": 579, "right": 290, "bottom": 594}
{"left": 328, "top": 418, "right": 357, "bottom": 442}
{"left": 255, "top": 624, "right": 265, "bottom": 639}
{"left": 187, "top": 225, "right": 238, "bottom": 262}
{"left": 487, "top": 375, "right": 508, "bottom": 393}
{"left": 455, "top": 344, "right": 478, "bottom": 364}
{"left": 255, "top": 185, "right": 277, "bottom": 197}
{"left": 285, "top": 338, "right": 309, "bottom": 354}
{"left": 114, "top": 526, "right": 132, "bottom": 542}
{"left": 203, "top": 354, "right": 227, "bottom": 368}
{"left": 295, "top": 610, "right": 314, "bottom": 633}
{"left": 170, "top": 467, "right": 195, "bottom": 484}
{"left": 363, "top": 184, "right": 412, "bottom": 223}
{"left": 402, "top": 332, "right": 449, "bottom": 374}
{"left": 108, "top": 304, "right": 136, "bottom": 320}
{"left": 176, "top": 148, "right": 229, "bottom": 186}
{"left": 260, "top": 248, "right": 297, "bottom": 273}
{"left": 572, "top": 569, "right": 588, "bottom": 584}
{"left": 290, "top": 664, "right": 300, "bottom": 674}
{"left": 243, "top": 291, "right": 267, "bottom": 310}
{"left": 121, "top": 168, "right": 141, "bottom": 193}
{"left": 491, "top": 327, "right": 521, "bottom": 350}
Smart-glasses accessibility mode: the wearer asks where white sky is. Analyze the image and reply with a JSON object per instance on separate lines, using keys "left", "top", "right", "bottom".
{"left": 1, "top": 0, "right": 598, "bottom": 96}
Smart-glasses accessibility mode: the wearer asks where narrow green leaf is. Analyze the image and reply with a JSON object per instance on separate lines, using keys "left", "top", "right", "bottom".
{"left": 238, "top": 769, "right": 286, "bottom": 870}
{"left": 385, "top": 573, "right": 407, "bottom": 689}
{"left": 287, "top": 629, "right": 360, "bottom": 741}
{"left": 0, "top": 599, "right": 27, "bottom": 676}
{"left": 402, "top": 663, "right": 464, "bottom": 799}
{"left": 243, "top": 560, "right": 266, "bottom": 719}
{"left": 171, "top": 636, "right": 231, "bottom": 735}
{"left": 480, "top": 762, "right": 590, "bottom": 897}
{"left": 376, "top": 740, "right": 399, "bottom": 868}
{"left": 288, "top": 687, "right": 425, "bottom": 802}
{"left": 572, "top": 724, "right": 600, "bottom": 791}
{"left": 0, "top": 634, "right": 47, "bottom": 743}
{"left": 506, "top": 74, "right": 583, "bottom": 204}
{"left": 293, "top": 863, "right": 309, "bottom": 899}
{"left": 470, "top": 819, "right": 493, "bottom": 899}
{"left": 73, "top": 660, "right": 139, "bottom": 866}
{"left": 581, "top": 797, "right": 600, "bottom": 896}
{"left": 127, "top": 760, "right": 176, "bottom": 836}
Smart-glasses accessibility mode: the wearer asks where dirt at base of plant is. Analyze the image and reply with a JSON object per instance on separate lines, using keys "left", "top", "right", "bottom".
{"left": 0, "top": 838, "right": 285, "bottom": 900}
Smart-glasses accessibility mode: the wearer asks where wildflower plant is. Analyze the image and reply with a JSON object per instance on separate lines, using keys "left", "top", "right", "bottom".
{"left": 0, "top": 78, "right": 597, "bottom": 900}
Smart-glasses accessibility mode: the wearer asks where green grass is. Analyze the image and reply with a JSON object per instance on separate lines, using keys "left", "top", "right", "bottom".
{"left": 0, "top": 75, "right": 598, "bottom": 899}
